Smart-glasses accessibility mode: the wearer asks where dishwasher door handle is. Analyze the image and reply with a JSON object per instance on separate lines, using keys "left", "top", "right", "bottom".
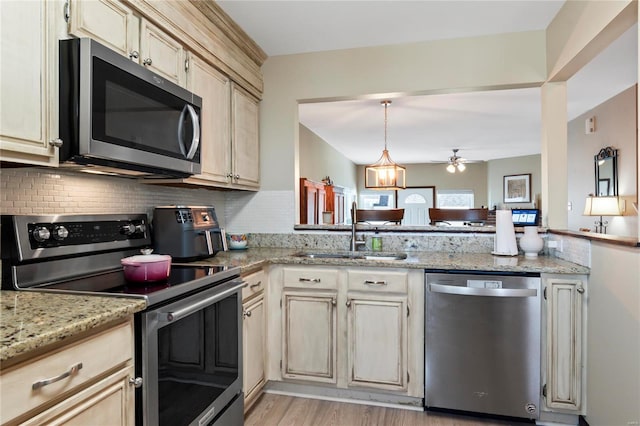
{"left": 429, "top": 283, "right": 537, "bottom": 297}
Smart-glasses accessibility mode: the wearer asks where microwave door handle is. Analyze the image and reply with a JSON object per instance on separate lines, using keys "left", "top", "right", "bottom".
{"left": 177, "top": 104, "right": 200, "bottom": 159}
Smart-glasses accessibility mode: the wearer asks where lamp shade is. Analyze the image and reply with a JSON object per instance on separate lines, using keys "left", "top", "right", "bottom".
{"left": 583, "top": 196, "right": 621, "bottom": 216}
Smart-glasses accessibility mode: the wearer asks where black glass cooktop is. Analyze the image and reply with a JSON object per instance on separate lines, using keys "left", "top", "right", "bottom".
{"left": 40, "top": 265, "right": 239, "bottom": 306}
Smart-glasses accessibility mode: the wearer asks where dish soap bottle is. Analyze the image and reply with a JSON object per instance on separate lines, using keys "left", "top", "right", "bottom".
{"left": 371, "top": 232, "right": 382, "bottom": 252}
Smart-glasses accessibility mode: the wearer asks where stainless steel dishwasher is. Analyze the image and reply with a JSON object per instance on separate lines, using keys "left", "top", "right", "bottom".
{"left": 425, "top": 271, "right": 541, "bottom": 420}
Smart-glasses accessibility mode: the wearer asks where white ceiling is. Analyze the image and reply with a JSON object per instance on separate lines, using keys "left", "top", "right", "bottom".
{"left": 217, "top": 1, "right": 637, "bottom": 165}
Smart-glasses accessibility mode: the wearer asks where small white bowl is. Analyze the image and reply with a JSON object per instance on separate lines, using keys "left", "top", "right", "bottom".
{"left": 228, "top": 233, "right": 248, "bottom": 250}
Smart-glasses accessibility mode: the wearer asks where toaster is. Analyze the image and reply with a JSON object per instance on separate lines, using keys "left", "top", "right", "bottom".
{"left": 152, "top": 206, "right": 226, "bottom": 260}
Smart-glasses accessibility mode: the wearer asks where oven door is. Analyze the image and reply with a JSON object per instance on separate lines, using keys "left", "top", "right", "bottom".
{"left": 140, "top": 278, "right": 245, "bottom": 426}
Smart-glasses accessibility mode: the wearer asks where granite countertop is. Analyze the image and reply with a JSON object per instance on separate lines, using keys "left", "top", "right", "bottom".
{"left": 184, "top": 247, "right": 590, "bottom": 275}
{"left": 1, "top": 248, "right": 587, "bottom": 365}
{"left": 0, "top": 291, "right": 146, "bottom": 365}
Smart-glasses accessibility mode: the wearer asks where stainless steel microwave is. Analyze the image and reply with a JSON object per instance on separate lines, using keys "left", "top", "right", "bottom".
{"left": 59, "top": 38, "right": 202, "bottom": 177}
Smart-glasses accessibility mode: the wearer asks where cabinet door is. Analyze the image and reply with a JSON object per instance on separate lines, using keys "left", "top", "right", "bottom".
{"left": 67, "top": 0, "right": 139, "bottom": 59}
{"left": 186, "top": 54, "right": 231, "bottom": 184}
{"left": 243, "top": 296, "right": 265, "bottom": 411}
{"left": 231, "top": 84, "right": 260, "bottom": 188}
{"left": 347, "top": 295, "right": 407, "bottom": 391}
{"left": 140, "top": 19, "right": 185, "bottom": 85}
{"left": 0, "top": 0, "right": 58, "bottom": 166}
{"left": 282, "top": 291, "right": 337, "bottom": 383}
{"left": 545, "top": 277, "right": 585, "bottom": 412}
{"left": 20, "top": 365, "right": 134, "bottom": 426}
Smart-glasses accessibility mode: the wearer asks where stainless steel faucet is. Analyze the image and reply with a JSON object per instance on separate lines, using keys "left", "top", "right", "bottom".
{"left": 350, "top": 201, "right": 366, "bottom": 252}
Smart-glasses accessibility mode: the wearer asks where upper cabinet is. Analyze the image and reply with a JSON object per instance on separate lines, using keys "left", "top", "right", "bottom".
{"left": 139, "top": 19, "right": 186, "bottom": 85}
{"left": 231, "top": 84, "right": 260, "bottom": 188}
{"left": 0, "top": 0, "right": 60, "bottom": 166}
{"left": 66, "top": 0, "right": 140, "bottom": 59}
{"left": 67, "top": 0, "right": 186, "bottom": 86}
{"left": 2, "top": 0, "right": 265, "bottom": 190}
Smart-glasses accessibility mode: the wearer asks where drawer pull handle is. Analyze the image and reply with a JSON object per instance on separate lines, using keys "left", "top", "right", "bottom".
{"left": 299, "top": 278, "right": 321, "bottom": 283}
{"left": 250, "top": 281, "right": 262, "bottom": 289}
{"left": 32, "top": 362, "right": 83, "bottom": 390}
{"left": 364, "top": 280, "right": 387, "bottom": 285}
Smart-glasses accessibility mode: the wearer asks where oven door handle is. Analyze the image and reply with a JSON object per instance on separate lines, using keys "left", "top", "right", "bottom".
{"left": 163, "top": 280, "right": 246, "bottom": 323}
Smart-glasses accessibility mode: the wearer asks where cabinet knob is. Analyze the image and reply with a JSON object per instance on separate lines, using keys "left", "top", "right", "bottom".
{"left": 49, "top": 138, "right": 63, "bottom": 148}
{"left": 227, "top": 173, "right": 234, "bottom": 179}
{"left": 576, "top": 286, "right": 585, "bottom": 294}
{"left": 234, "top": 174, "right": 240, "bottom": 180}
{"left": 129, "top": 50, "right": 139, "bottom": 60}
{"left": 346, "top": 300, "right": 351, "bottom": 307}
{"left": 129, "top": 377, "right": 143, "bottom": 388}
{"left": 143, "top": 58, "right": 153, "bottom": 66}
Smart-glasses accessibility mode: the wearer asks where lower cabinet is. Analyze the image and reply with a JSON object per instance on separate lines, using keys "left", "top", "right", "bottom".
{"left": 20, "top": 365, "right": 134, "bottom": 426}
{"left": 242, "top": 269, "right": 266, "bottom": 412}
{"left": 266, "top": 264, "right": 423, "bottom": 399}
{"left": 347, "top": 296, "right": 407, "bottom": 391}
{"left": 542, "top": 273, "right": 587, "bottom": 414}
{"left": 282, "top": 291, "right": 337, "bottom": 383}
{"left": 0, "top": 319, "right": 135, "bottom": 425}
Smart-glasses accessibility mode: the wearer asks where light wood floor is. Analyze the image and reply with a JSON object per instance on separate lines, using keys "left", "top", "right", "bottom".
{"left": 245, "top": 393, "right": 531, "bottom": 426}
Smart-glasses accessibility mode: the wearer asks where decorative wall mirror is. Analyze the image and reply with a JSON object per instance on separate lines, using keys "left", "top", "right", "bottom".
{"left": 594, "top": 146, "right": 618, "bottom": 196}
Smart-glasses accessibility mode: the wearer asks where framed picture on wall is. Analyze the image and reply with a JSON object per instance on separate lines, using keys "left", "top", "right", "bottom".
{"left": 503, "top": 174, "right": 531, "bottom": 203}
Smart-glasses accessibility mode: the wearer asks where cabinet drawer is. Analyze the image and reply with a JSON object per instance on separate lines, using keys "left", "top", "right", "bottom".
{"left": 283, "top": 267, "right": 338, "bottom": 289}
{"left": 0, "top": 320, "right": 133, "bottom": 424}
{"left": 347, "top": 269, "right": 408, "bottom": 293}
{"left": 242, "top": 269, "right": 265, "bottom": 301}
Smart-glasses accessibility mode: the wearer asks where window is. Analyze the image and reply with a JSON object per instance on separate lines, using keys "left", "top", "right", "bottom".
{"left": 436, "top": 190, "right": 474, "bottom": 209}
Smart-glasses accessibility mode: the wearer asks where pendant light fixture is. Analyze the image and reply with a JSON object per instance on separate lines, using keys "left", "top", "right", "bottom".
{"left": 365, "top": 100, "right": 406, "bottom": 189}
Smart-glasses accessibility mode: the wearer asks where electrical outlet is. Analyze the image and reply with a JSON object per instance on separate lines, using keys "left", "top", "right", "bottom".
{"left": 547, "top": 240, "right": 558, "bottom": 249}
{"left": 547, "top": 239, "right": 563, "bottom": 252}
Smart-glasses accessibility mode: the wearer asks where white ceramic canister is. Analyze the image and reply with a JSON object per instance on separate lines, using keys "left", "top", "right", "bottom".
{"left": 519, "top": 227, "right": 544, "bottom": 258}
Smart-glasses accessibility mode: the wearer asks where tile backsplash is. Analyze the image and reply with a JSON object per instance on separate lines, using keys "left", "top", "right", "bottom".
{"left": 0, "top": 167, "right": 226, "bottom": 224}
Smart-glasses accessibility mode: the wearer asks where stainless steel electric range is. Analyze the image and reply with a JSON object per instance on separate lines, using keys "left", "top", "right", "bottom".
{"left": 1, "top": 213, "right": 245, "bottom": 426}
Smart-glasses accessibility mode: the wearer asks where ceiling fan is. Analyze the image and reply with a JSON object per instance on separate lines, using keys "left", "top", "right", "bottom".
{"left": 446, "top": 149, "right": 466, "bottom": 173}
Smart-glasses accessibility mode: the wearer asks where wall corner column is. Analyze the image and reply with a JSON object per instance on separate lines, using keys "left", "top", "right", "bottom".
{"left": 541, "top": 82, "right": 568, "bottom": 229}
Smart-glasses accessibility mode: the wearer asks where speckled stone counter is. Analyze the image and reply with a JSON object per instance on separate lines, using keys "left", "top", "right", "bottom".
{"left": 1, "top": 291, "right": 146, "bottom": 365}
{"left": 184, "top": 247, "right": 590, "bottom": 275}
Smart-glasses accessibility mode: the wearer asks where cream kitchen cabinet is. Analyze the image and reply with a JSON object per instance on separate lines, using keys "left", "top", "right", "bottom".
{"left": 266, "top": 264, "right": 423, "bottom": 401}
{"left": 280, "top": 266, "right": 338, "bottom": 383}
{"left": 66, "top": 0, "right": 186, "bottom": 86}
{"left": 242, "top": 269, "right": 266, "bottom": 412}
{"left": 65, "top": 0, "right": 140, "bottom": 60}
{"left": 0, "top": 0, "right": 60, "bottom": 166}
{"left": 230, "top": 84, "right": 260, "bottom": 188}
{"left": 346, "top": 268, "right": 412, "bottom": 392}
{"left": 0, "top": 320, "right": 135, "bottom": 425}
{"left": 543, "top": 274, "right": 587, "bottom": 414}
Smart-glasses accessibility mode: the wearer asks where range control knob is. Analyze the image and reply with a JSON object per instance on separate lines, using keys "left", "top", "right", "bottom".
{"left": 121, "top": 223, "right": 136, "bottom": 235}
{"left": 32, "top": 226, "right": 51, "bottom": 242}
{"left": 53, "top": 225, "right": 69, "bottom": 240}
{"left": 135, "top": 223, "right": 146, "bottom": 234}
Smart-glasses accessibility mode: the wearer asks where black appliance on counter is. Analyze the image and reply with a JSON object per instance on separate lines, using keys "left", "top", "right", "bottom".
{"left": 1, "top": 214, "right": 244, "bottom": 426}
{"left": 59, "top": 38, "right": 202, "bottom": 178}
{"left": 153, "top": 206, "right": 227, "bottom": 260}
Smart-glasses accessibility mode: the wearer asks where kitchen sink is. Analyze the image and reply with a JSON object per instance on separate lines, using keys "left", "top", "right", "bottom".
{"left": 293, "top": 251, "right": 407, "bottom": 261}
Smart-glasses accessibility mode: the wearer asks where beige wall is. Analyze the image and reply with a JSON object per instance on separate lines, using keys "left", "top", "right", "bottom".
{"left": 586, "top": 243, "right": 640, "bottom": 425}
{"left": 487, "top": 155, "right": 541, "bottom": 210}
{"left": 568, "top": 85, "right": 637, "bottom": 237}
{"left": 260, "top": 30, "right": 547, "bottom": 226}
{"left": 299, "top": 124, "right": 357, "bottom": 191}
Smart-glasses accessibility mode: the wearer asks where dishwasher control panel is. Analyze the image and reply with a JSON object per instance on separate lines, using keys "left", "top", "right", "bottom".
{"left": 467, "top": 279, "right": 502, "bottom": 289}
